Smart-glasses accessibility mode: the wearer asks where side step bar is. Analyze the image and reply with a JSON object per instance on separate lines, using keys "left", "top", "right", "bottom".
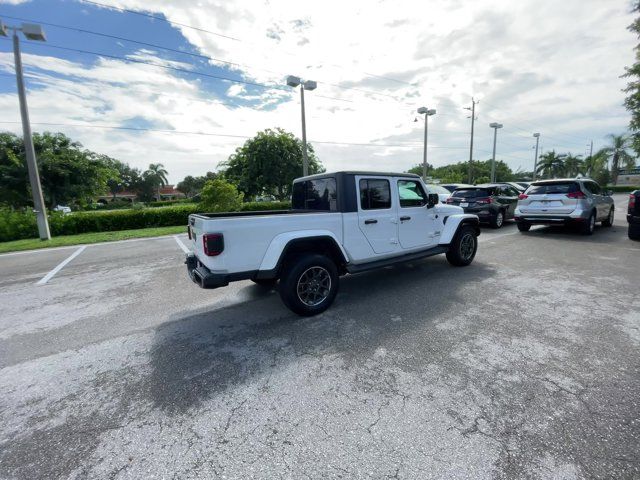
{"left": 346, "top": 245, "right": 449, "bottom": 274}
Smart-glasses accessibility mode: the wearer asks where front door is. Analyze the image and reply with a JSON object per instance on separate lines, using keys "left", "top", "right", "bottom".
{"left": 357, "top": 177, "right": 399, "bottom": 254}
{"left": 396, "top": 178, "right": 438, "bottom": 249}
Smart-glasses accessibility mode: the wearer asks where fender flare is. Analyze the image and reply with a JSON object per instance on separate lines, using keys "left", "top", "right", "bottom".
{"left": 257, "top": 230, "right": 349, "bottom": 275}
{"left": 438, "top": 214, "right": 480, "bottom": 245}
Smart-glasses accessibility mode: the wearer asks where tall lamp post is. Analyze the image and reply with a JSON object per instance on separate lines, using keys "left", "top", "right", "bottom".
{"left": 1, "top": 20, "right": 50, "bottom": 239}
{"left": 417, "top": 107, "right": 436, "bottom": 180}
{"left": 286, "top": 75, "right": 317, "bottom": 177}
{"left": 489, "top": 122, "right": 503, "bottom": 183}
{"left": 532, "top": 133, "right": 541, "bottom": 181}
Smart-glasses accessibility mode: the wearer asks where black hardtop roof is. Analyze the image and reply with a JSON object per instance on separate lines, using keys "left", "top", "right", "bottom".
{"left": 294, "top": 171, "right": 420, "bottom": 182}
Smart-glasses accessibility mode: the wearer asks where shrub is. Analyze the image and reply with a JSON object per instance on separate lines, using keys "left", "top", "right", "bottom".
{"left": 606, "top": 185, "right": 639, "bottom": 193}
{"left": 147, "top": 199, "right": 195, "bottom": 208}
{"left": 200, "top": 179, "right": 243, "bottom": 212}
{"left": 240, "top": 201, "right": 290, "bottom": 212}
{"left": 0, "top": 208, "right": 38, "bottom": 242}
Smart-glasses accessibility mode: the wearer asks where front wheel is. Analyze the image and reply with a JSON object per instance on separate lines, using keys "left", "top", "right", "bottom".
{"left": 279, "top": 254, "right": 339, "bottom": 316}
{"left": 446, "top": 225, "right": 478, "bottom": 267}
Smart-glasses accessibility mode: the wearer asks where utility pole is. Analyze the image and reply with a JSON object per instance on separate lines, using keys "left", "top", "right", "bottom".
{"left": 417, "top": 107, "right": 436, "bottom": 180}
{"left": 2, "top": 21, "right": 51, "bottom": 239}
{"left": 533, "top": 133, "right": 540, "bottom": 181}
{"left": 286, "top": 75, "right": 317, "bottom": 177}
{"left": 489, "top": 123, "right": 503, "bottom": 183}
{"left": 465, "top": 98, "right": 478, "bottom": 184}
{"left": 589, "top": 140, "right": 593, "bottom": 158}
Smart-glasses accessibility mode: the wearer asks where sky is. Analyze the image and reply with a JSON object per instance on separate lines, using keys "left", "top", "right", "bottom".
{"left": 0, "top": 0, "right": 636, "bottom": 183}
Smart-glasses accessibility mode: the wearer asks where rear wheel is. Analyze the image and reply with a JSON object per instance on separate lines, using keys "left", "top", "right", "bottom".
{"left": 446, "top": 225, "right": 478, "bottom": 266}
{"left": 490, "top": 210, "right": 504, "bottom": 229}
{"left": 629, "top": 223, "right": 640, "bottom": 240}
{"left": 581, "top": 211, "right": 596, "bottom": 235}
{"left": 279, "top": 254, "right": 339, "bottom": 316}
{"left": 252, "top": 278, "right": 278, "bottom": 288}
{"left": 517, "top": 222, "right": 531, "bottom": 232}
{"left": 602, "top": 208, "right": 614, "bottom": 227}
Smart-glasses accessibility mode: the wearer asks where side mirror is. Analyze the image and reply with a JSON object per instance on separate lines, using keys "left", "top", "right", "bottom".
{"left": 427, "top": 193, "right": 439, "bottom": 208}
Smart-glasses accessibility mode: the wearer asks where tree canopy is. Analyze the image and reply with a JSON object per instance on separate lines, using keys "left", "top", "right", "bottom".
{"left": 408, "top": 159, "right": 516, "bottom": 183}
{"left": 624, "top": 1, "right": 640, "bottom": 155}
{"left": 221, "top": 128, "right": 324, "bottom": 200}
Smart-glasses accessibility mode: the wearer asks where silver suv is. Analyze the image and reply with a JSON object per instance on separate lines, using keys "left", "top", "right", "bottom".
{"left": 514, "top": 178, "right": 614, "bottom": 235}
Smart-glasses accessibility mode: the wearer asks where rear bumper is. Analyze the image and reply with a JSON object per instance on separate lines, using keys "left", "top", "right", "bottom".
{"left": 185, "top": 253, "right": 255, "bottom": 289}
{"left": 628, "top": 214, "right": 640, "bottom": 225}
{"left": 513, "top": 215, "right": 586, "bottom": 226}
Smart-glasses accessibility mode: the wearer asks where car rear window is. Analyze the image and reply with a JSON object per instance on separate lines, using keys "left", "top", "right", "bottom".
{"left": 451, "top": 189, "right": 490, "bottom": 198}
{"left": 526, "top": 182, "right": 579, "bottom": 195}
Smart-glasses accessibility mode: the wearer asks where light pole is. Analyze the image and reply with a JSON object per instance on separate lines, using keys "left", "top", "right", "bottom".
{"left": 417, "top": 107, "right": 436, "bottom": 180}
{"left": 1, "top": 20, "right": 50, "bottom": 240}
{"left": 464, "top": 98, "right": 478, "bottom": 184}
{"left": 286, "top": 75, "right": 317, "bottom": 177}
{"left": 489, "top": 122, "right": 503, "bottom": 183}
{"left": 532, "top": 133, "right": 540, "bottom": 181}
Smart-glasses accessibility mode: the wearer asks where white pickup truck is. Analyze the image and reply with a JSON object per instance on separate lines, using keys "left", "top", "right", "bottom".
{"left": 186, "top": 171, "right": 480, "bottom": 315}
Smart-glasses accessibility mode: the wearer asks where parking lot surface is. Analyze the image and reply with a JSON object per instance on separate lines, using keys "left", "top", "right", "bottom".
{"left": 0, "top": 196, "right": 638, "bottom": 479}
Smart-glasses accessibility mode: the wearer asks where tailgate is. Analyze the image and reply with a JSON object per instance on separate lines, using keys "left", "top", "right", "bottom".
{"left": 519, "top": 193, "right": 577, "bottom": 214}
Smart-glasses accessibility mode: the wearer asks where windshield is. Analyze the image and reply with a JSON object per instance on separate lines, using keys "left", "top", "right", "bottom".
{"left": 526, "top": 182, "right": 579, "bottom": 195}
{"left": 426, "top": 184, "right": 451, "bottom": 195}
{"left": 451, "top": 189, "right": 490, "bottom": 198}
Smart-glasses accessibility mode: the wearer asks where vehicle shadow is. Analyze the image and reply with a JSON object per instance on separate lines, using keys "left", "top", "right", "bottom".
{"left": 522, "top": 223, "right": 634, "bottom": 246}
{"left": 146, "top": 258, "right": 496, "bottom": 414}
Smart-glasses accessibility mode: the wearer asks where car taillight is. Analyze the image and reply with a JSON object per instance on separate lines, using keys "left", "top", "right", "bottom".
{"left": 203, "top": 233, "right": 224, "bottom": 256}
{"left": 566, "top": 191, "right": 586, "bottom": 199}
{"left": 446, "top": 197, "right": 454, "bottom": 204}
{"left": 476, "top": 197, "right": 492, "bottom": 204}
{"left": 518, "top": 194, "right": 528, "bottom": 200}
{"left": 630, "top": 194, "right": 636, "bottom": 209}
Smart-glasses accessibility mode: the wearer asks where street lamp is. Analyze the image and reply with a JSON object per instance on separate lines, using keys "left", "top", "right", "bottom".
{"left": 0, "top": 20, "right": 50, "bottom": 240}
{"left": 417, "top": 107, "right": 436, "bottom": 180}
{"left": 489, "top": 122, "right": 503, "bottom": 183}
{"left": 532, "top": 133, "right": 541, "bottom": 181}
{"left": 286, "top": 75, "right": 317, "bottom": 177}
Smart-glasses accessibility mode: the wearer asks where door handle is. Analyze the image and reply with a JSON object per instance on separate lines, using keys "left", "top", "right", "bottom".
{"left": 364, "top": 219, "right": 378, "bottom": 225}
{"left": 400, "top": 216, "right": 411, "bottom": 221}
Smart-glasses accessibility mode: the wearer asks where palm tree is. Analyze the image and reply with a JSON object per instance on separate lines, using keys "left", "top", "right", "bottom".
{"left": 146, "top": 163, "right": 168, "bottom": 201}
{"left": 563, "top": 153, "right": 583, "bottom": 177}
{"left": 536, "top": 150, "right": 566, "bottom": 179}
{"left": 601, "top": 134, "right": 635, "bottom": 185}
{"left": 583, "top": 150, "right": 608, "bottom": 178}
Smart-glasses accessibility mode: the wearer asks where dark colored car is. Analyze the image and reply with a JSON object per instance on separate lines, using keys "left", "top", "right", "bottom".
{"left": 629, "top": 190, "right": 640, "bottom": 240}
{"left": 441, "top": 183, "right": 473, "bottom": 193}
{"left": 446, "top": 184, "right": 520, "bottom": 228}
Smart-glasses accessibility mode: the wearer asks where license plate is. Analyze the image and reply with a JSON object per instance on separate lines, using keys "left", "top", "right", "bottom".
{"left": 460, "top": 202, "right": 468, "bottom": 207}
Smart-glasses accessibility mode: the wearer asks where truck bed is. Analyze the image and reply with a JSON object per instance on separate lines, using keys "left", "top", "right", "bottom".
{"left": 190, "top": 209, "right": 328, "bottom": 219}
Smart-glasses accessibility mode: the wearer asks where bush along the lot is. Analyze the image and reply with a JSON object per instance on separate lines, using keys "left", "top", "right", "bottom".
{"left": 239, "top": 201, "right": 290, "bottom": 211}
{"left": 0, "top": 208, "right": 38, "bottom": 242}
{"left": 606, "top": 185, "right": 639, "bottom": 192}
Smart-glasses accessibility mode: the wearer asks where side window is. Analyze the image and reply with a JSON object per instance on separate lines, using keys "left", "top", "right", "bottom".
{"left": 587, "top": 182, "right": 601, "bottom": 194}
{"left": 360, "top": 179, "right": 391, "bottom": 210}
{"left": 292, "top": 178, "right": 337, "bottom": 210}
{"left": 398, "top": 180, "right": 427, "bottom": 207}
{"left": 507, "top": 187, "right": 519, "bottom": 196}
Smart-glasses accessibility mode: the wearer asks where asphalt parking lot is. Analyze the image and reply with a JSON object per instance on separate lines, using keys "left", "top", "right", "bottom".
{"left": 0, "top": 195, "right": 638, "bottom": 479}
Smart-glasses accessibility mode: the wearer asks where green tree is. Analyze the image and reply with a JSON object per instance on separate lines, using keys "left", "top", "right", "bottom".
{"left": 601, "top": 134, "right": 635, "bottom": 185}
{"left": 536, "top": 151, "right": 566, "bottom": 179}
{"left": 199, "top": 178, "right": 243, "bottom": 212}
{"left": 221, "top": 128, "right": 324, "bottom": 200}
{"left": 624, "top": 2, "right": 640, "bottom": 155}
{"left": 103, "top": 158, "right": 141, "bottom": 200}
{"left": 177, "top": 171, "right": 217, "bottom": 198}
{"left": 145, "top": 163, "right": 168, "bottom": 201}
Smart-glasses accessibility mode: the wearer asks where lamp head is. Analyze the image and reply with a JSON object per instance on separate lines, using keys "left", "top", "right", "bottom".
{"left": 286, "top": 75, "right": 301, "bottom": 88}
{"left": 21, "top": 23, "right": 46, "bottom": 41}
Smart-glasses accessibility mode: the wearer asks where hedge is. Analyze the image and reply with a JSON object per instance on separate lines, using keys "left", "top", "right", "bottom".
{"left": 0, "top": 201, "right": 292, "bottom": 242}
{"left": 606, "top": 185, "right": 639, "bottom": 193}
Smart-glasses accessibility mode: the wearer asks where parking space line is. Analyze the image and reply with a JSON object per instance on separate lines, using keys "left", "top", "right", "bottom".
{"left": 174, "top": 235, "right": 190, "bottom": 254}
{"left": 36, "top": 246, "right": 87, "bottom": 285}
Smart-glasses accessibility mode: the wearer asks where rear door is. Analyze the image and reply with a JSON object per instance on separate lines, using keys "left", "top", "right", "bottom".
{"left": 497, "top": 186, "right": 519, "bottom": 218}
{"left": 583, "top": 181, "right": 606, "bottom": 220}
{"left": 519, "top": 182, "right": 580, "bottom": 215}
{"left": 396, "top": 178, "right": 438, "bottom": 249}
{"left": 357, "top": 177, "right": 399, "bottom": 254}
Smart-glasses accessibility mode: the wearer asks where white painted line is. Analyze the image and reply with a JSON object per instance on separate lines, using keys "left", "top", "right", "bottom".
{"left": 174, "top": 235, "right": 190, "bottom": 254}
{"left": 36, "top": 246, "right": 86, "bottom": 285}
{"left": 479, "top": 230, "right": 520, "bottom": 243}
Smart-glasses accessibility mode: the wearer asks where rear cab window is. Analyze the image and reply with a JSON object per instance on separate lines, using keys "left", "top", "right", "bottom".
{"left": 526, "top": 182, "right": 579, "bottom": 195}
{"left": 360, "top": 179, "right": 391, "bottom": 210}
{"left": 292, "top": 178, "right": 338, "bottom": 211}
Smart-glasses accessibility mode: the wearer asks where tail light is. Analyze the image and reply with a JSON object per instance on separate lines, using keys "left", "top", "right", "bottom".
{"left": 446, "top": 197, "right": 454, "bottom": 204}
{"left": 476, "top": 197, "right": 492, "bottom": 204}
{"left": 518, "top": 194, "right": 528, "bottom": 200}
{"left": 203, "top": 233, "right": 224, "bottom": 256}
{"left": 630, "top": 193, "right": 636, "bottom": 209}
{"left": 566, "top": 191, "right": 586, "bottom": 199}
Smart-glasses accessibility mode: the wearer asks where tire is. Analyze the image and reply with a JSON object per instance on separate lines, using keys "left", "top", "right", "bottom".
{"left": 629, "top": 223, "right": 640, "bottom": 240}
{"left": 446, "top": 225, "right": 478, "bottom": 267}
{"left": 602, "top": 208, "right": 614, "bottom": 227}
{"left": 278, "top": 254, "right": 339, "bottom": 316}
{"left": 252, "top": 278, "right": 278, "bottom": 288}
{"left": 490, "top": 210, "right": 504, "bottom": 229}
{"left": 517, "top": 222, "right": 531, "bottom": 232}
{"left": 581, "top": 211, "right": 596, "bottom": 235}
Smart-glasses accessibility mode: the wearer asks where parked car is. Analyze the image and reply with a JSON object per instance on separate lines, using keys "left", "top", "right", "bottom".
{"left": 186, "top": 171, "right": 480, "bottom": 315}
{"left": 628, "top": 190, "right": 640, "bottom": 240}
{"left": 445, "top": 184, "right": 520, "bottom": 228}
{"left": 425, "top": 184, "right": 452, "bottom": 203}
{"left": 441, "top": 183, "right": 474, "bottom": 193}
{"left": 499, "top": 182, "right": 526, "bottom": 193}
{"left": 53, "top": 205, "right": 72, "bottom": 214}
{"left": 515, "top": 181, "right": 531, "bottom": 190}
{"left": 514, "top": 178, "right": 614, "bottom": 235}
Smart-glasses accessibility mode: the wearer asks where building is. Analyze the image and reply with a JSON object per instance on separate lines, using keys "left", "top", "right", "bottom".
{"left": 617, "top": 168, "right": 640, "bottom": 186}
{"left": 97, "top": 185, "right": 186, "bottom": 203}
